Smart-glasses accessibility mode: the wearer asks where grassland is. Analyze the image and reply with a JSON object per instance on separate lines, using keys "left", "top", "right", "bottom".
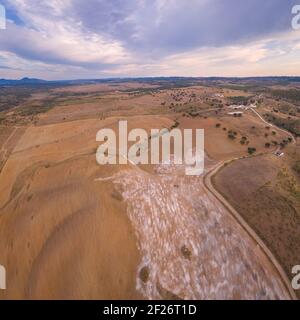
{"left": 0, "top": 78, "right": 299, "bottom": 299}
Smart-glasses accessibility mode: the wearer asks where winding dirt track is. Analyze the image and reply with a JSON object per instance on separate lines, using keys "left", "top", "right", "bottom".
{"left": 203, "top": 157, "right": 297, "bottom": 300}
{"left": 249, "top": 107, "right": 296, "bottom": 144}
{"left": 201, "top": 107, "right": 298, "bottom": 300}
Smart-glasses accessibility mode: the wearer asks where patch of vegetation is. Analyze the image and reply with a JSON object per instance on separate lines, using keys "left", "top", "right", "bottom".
{"left": 293, "top": 161, "right": 300, "bottom": 176}
{"left": 139, "top": 266, "right": 150, "bottom": 283}
{"left": 240, "top": 136, "right": 248, "bottom": 145}
{"left": 0, "top": 87, "right": 33, "bottom": 112}
{"left": 170, "top": 120, "right": 179, "bottom": 130}
{"left": 265, "top": 142, "right": 271, "bottom": 148}
{"left": 277, "top": 103, "right": 298, "bottom": 116}
{"left": 265, "top": 113, "right": 300, "bottom": 137}
{"left": 248, "top": 147, "right": 256, "bottom": 155}
{"left": 227, "top": 130, "right": 237, "bottom": 140}
{"left": 17, "top": 99, "right": 56, "bottom": 116}
{"left": 277, "top": 168, "right": 300, "bottom": 200}
{"left": 270, "top": 89, "right": 300, "bottom": 103}
{"left": 228, "top": 96, "right": 251, "bottom": 105}
{"left": 181, "top": 245, "right": 192, "bottom": 260}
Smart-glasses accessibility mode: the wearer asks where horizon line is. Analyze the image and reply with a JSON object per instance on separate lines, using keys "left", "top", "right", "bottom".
{"left": 1, "top": 75, "right": 300, "bottom": 82}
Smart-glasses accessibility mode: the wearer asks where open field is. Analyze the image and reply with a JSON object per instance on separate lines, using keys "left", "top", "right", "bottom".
{"left": 0, "top": 78, "right": 299, "bottom": 299}
{"left": 213, "top": 144, "right": 300, "bottom": 298}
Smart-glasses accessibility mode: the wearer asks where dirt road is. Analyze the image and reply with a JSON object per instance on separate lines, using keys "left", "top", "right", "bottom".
{"left": 203, "top": 157, "right": 297, "bottom": 300}
{"left": 249, "top": 108, "right": 296, "bottom": 144}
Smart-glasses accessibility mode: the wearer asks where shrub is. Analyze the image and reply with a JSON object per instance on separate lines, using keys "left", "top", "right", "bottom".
{"left": 248, "top": 147, "right": 256, "bottom": 155}
{"left": 265, "top": 143, "right": 271, "bottom": 148}
{"left": 293, "top": 161, "right": 300, "bottom": 175}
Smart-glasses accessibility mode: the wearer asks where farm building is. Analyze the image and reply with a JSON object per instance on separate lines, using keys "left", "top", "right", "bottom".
{"left": 228, "top": 111, "right": 243, "bottom": 117}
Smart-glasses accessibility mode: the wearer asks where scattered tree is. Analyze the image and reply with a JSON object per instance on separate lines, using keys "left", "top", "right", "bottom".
{"left": 248, "top": 147, "right": 257, "bottom": 155}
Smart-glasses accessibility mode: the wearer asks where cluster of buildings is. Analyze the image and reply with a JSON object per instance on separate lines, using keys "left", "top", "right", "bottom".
{"left": 227, "top": 103, "right": 257, "bottom": 117}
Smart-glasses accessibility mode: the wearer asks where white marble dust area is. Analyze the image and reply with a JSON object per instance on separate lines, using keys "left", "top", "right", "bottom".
{"left": 101, "top": 159, "right": 290, "bottom": 300}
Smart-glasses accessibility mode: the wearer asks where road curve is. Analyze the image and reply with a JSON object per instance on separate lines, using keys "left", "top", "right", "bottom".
{"left": 203, "top": 156, "right": 297, "bottom": 300}
{"left": 202, "top": 107, "right": 298, "bottom": 299}
{"left": 249, "top": 108, "right": 296, "bottom": 144}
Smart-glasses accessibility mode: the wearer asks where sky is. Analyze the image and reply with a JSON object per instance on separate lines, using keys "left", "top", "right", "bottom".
{"left": 0, "top": 0, "right": 300, "bottom": 80}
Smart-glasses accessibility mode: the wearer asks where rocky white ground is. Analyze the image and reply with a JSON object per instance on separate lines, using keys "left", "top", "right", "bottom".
{"left": 98, "top": 157, "right": 290, "bottom": 300}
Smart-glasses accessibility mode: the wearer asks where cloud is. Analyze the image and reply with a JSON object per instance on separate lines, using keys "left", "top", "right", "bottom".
{"left": 103, "top": 31, "right": 300, "bottom": 77}
{"left": 0, "top": 0, "right": 299, "bottom": 79}
{"left": 70, "top": 0, "right": 295, "bottom": 53}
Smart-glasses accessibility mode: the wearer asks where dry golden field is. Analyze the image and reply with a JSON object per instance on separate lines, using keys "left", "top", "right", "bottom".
{"left": 0, "top": 81, "right": 298, "bottom": 299}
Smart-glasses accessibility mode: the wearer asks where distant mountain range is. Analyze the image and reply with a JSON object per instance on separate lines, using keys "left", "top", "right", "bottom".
{"left": 0, "top": 77, "right": 49, "bottom": 85}
{"left": 0, "top": 77, "right": 125, "bottom": 86}
{"left": 1, "top": 76, "right": 300, "bottom": 87}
